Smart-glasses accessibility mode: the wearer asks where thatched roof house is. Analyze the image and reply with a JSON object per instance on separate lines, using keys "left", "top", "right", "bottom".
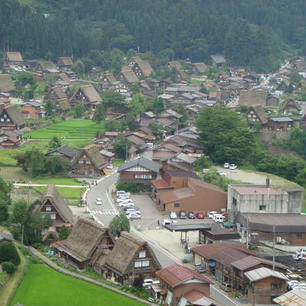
{"left": 0, "top": 105, "right": 25, "bottom": 130}
{"left": 129, "top": 56, "right": 154, "bottom": 77}
{"left": 70, "top": 84, "right": 102, "bottom": 109}
{"left": 58, "top": 57, "right": 73, "bottom": 68}
{"left": 239, "top": 90, "right": 268, "bottom": 108}
{"left": 53, "top": 217, "right": 114, "bottom": 270}
{"left": 117, "top": 65, "right": 139, "bottom": 85}
{"left": 0, "top": 74, "right": 16, "bottom": 93}
{"left": 4, "top": 52, "right": 23, "bottom": 63}
{"left": 35, "top": 184, "right": 73, "bottom": 227}
{"left": 247, "top": 105, "right": 268, "bottom": 125}
{"left": 102, "top": 232, "right": 161, "bottom": 285}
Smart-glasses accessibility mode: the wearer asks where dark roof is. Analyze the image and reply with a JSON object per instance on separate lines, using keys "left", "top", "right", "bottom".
{"left": 77, "top": 144, "right": 107, "bottom": 170}
{"left": 248, "top": 105, "right": 268, "bottom": 124}
{"left": 2, "top": 105, "right": 26, "bottom": 126}
{"left": 212, "top": 248, "right": 249, "bottom": 267}
{"left": 210, "top": 54, "right": 226, "bottom": 64}
{"left": 165, "top": 169, "right": 199, "bottom": 179}
{"left": 118, "top": 157, "right": 160, "bottom": 173}
{"left": 269, "top": 117, "right": 293, "bottom": 123}
{"left": 41, "top": 184, "right": 73, "bottom": 224}
{"left": 192, "top": 243, "right": 258, "bottom": 260}
{"left": 203, "top": 223, "right": 241, "bottom": 241}
{"left": 231, "top": 256, "right": 288, "bottom": 271}
{"left": 243, "top": 213, "right": 306, "bottom": 233}
{"left": 156, "top": 263, "right": 212, "bottom": 287}
{"left": 46, "top": 145, "right": 77, "bottom": 160}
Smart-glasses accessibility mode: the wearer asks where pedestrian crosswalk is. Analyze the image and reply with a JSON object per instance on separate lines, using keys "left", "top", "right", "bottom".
{"left": 91, "top": 209, "right": 118, "bottom": 216}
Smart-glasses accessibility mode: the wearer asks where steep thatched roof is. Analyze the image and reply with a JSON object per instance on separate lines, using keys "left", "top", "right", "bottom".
{"left": 64, "top": 217, "right": 110, "bottom": 260}
{"left": 104, "top": 232, "right": 161, "bottom": 274}
{"left": 119, "top": 65, "right": 139, "bottom": 83}
{"left": 57, "top": 98, "right": 70, "bottom": 111}
{"left": 0, "top": 74, "right": 16, "bottom": 92}
{"left": 2, "top": 105, "right": 25, "bottom": 127}
{"left": 58, "top": 57, "right": 73, "bottom": 66}
{"left": 52, "top": 86, "right": 67, "bottom": 100}
{"left": 248, "top": 105, "right": 268, "bottom": 124}
{"left": 101, "top": 72, "right": 116, "bottom": 83}
{"left": 76, "top": 85, "right": 102, "bottom": 103}
{"left": 193, "top": 62, "right": 207, "bottom": 74}
{"left": 41, "top": 184, "right": 73, "bottom": 224}
{"left": 39, "top": 60, "right": 57, "bottom": 71}
{"left": 75, "top": 144, "right": 107, "bottom": 170}
{"left": 130, "top": 56, "right": 154, "bottom": 76}
{"left": 5, "top": 52, "right": 23, "bottom": 62}
{"left": 239, "top": 90, "right": 267, "bottom": 107}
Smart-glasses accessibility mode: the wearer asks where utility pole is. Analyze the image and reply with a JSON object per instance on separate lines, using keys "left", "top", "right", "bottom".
{"left": 246, "top": 214, "right": 249, "bottom": 248}
{"left": 272, "top": 224, "right": 276, "bottom": 270}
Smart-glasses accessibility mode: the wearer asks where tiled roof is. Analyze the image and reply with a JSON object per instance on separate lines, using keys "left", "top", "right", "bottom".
{"left": 156, "top": 263, "right": 212, "bottom": 287}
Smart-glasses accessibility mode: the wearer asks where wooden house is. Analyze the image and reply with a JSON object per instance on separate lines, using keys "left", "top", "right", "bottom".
{"left": 101, "top": 232, "right": 161, "bottom": 286}
{"left": 128, "top": 56, "right": 154, "bottom": 78}
{"left": 117, "top": 65, "right": 139, "bottom": 86}
{"left": 118, "top": 157, "right": 160, "bottom": 185}
{"left": 156, "top": 263, "right": 215, "bottom": 306}
{"left": 191, "top": 62, "right": 207, "bottom": 75}
{"left": 168, "top": 61, "right": 187, "bottom": 80}
{"left": 245, "top": 267, "right": 288, "bottom": 304}
{"left": 34, "top": 184, "right": 73, "bottom": 229}
{"left": 44, "top": 86, "right": 70, "bottom": 114}
{"left": 73, "top": 144, "right": 108, "bottom": 177}
{"left": 210, "top": 54, "right": 226, "bottom": 67}
{"left": 46, "top": 145, "right": 77, "bottom": 163}
{"left": 0, "top": 105, "right": 25, "bottom": 130}
{"left": 267, "top": 117, "right": 293, "bottom": 131}
{"left": 247, "top": 105, "right": 268, "bottom": 125}
{"left": 57, "top": 57, "right": 73, "bottom": 69}
{"left": 100, "top": 72, "right": 117, "bottom": 89}
{"left": 281, "top": 99, "right": 301, "bottom": 115}
{"left": 266, "top": 93, "right": 279, "bottom": 108}
{"left": 70, "top": 84, "right": 102, "bottom": 110}
{"left": 3, "top": 52, "right": 23, "bottom": 67}
{"left": 53, "top": 217, "right": 114, "bottom": 270}
{"left": 239, "top": 90, "right": 267, "bottom": 108}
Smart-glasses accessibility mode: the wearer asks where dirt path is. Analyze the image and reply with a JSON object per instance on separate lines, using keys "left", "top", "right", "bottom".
{"left": 0, "top": 245, "right": 27, "bottom": 306}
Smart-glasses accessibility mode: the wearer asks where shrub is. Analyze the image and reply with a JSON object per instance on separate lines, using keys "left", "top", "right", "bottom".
{"left": 0, "top": 242, "right": 20, "bottom": 265}
{"left": 2, "top": 261, "right": 16, "bottom": 274}
{"left": 116, "top": 182, "right": 140, "bottom": 193}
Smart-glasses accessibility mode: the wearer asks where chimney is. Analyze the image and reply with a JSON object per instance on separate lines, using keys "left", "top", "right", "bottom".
{"left": 266, "top": 177, "right": 270, "bottom": 187}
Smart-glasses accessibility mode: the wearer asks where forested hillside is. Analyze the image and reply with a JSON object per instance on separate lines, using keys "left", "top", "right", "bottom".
{"left": 1, "top": 0, "right": 305, "bottom": 72}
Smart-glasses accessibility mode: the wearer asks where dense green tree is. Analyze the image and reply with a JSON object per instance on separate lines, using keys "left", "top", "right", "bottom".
{"left": 109, "top": 212, "right": 130, "bottom": 237}
{"left": 148, "top": 122, "right": 164, "bottom": 141}
{"left": 45, "top": 100, "right": 54, "bottom": 117}
{"left": 72, "top": 104, "right": 85, "bottom": 118}
{"left": 101, "top": 90, "right": 126, "bottom": 112}
{"left": 48, "top": 136, "right": 62, "bottom": 149}
{"left": 0, "top": 242, "right": 20, "bottom": 265}
{"left": 58, "top": 226, "right": 69, "bottom": 240}
{"left": 93, "top": 104, "right": 105, "bottom": 124}
{"left": 114, "top": 134, "right": 131, "bottom": 159}
{"left": 0, "top": 178, "right": 12, "bottom": 223}
{"left": 287, "top": 128, "right": 306, "bottom": 158}
{"left": 196, "top": 107, "right": 254, "bottom": 164}
{"left": 150, "top": 98, "right": 164, "bottom": 114}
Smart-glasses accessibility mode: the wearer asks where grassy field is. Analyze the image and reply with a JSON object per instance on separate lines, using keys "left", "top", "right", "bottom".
{"left": 24, "top": 120, "right": 104, "bottom": 139}
{"left": 0, "top": 139, "right": 90, "bottom": 167}
{"left": 34, "top": 186, "right": 86, "bottom": 206}
{"left": 10, "top": 264, "right": 144, "bottom": 306}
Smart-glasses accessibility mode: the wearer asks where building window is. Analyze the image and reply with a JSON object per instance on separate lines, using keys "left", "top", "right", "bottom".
{"left": 139, "top": 250, "right": 146, "bottom": 258}
{"left": 259, "top": 205, "right": 266, "bottom": 211}
{"left": 46, "top": 205, "right": 51, "bottom": 212}
{"left": 142, "top": 260, "right": 149, "bottom": 267}
{"left": 297, "top": 233, "right": 302, "bottom": 239}
{"left": 0, "top": 118, "right": 4, "bottom": 122}
{"left": 78, "top": 160, "right": 83, "bottom": 164}
{"left": 135, "top": 174, "right": 152, "bottom": 179}
{"left": 134, "top": 261, "right": 142, "bottom": 268}
{"left": 86, "top": 160, "right": 91, "bottom": 164}
{"left": 271, "top": 283, "right": 281, "bottom": 289}
{"left": 50, "top": 213, "right": 56, "bottom": 220}
{"left": 174, "top": 203, "right": 180, "bottom": 208}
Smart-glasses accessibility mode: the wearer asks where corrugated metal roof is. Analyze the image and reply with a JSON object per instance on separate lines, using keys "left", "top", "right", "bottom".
{"left": 245, "top": 267, "right": 288, "bottom": 282}
{"left": 273, "top": 289, "right": 306, "bottom": 306}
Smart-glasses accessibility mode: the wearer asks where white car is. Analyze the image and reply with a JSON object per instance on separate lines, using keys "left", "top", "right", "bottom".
{"left": 229, "top": 164, "right": 237, "bottom": 170}
{"left": 116, "top": 196, "right": 130, "bottom": 203}
{"left": 208, "top": 211, "right": 218, "bottom": 218}
{"left": 127, "top": 213, "right": 141, "bottom": 220}
{"left": 119, "top": 202, "right": 134, "bottom": 207}
{"left": 116, "top": 190, "right": 130, "bottom": 197}
{"left": 96, "top": 198, "right": 102, "bottom": 205}
{"left": 224, "top": 163, "right": 229, "bottom": 168}
{"left": 170, "top": 211, "right": 177, "bottom": 219}
{"left": 106, "top": 164, "right": 113, "bottom": 170}
{"left": 219, "top": 172, "right": 227, "bottom": 176}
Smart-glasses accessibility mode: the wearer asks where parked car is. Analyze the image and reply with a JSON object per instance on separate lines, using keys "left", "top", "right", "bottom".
{"left": 106, "top": 164, "right": 113, "bottom": 170}
{"left": 220, "top": 282, "right": 232, "bottom": 292}
{"left": 127, "top": 212, "right": 141, "bottom": 220}
{"left": 142, "top": 279, "right": 160, "bottom": 288}
{"left": 119, "top": 202, "right": 134, "bottom": 207}
{"left": 223, "top": 163, "right": 229, "bottom": 168}
{"left": 170, "top": 211, "right": 177, "bottom": 219}
{"left": 125, "top": 208, "right": 141, "bottom": 215}
{"left": 187, "top": 212, "right": 196, "bottom": 219}
{"left": 116, "top": 190, "right": 128, "bottom": 197}
{"left": 179, "top": 211, "right": 187, "bottom": 219}
{"left": 229, "top": 163, "right": 237, "bottom": 170}
{"left": 214, "top": 214, "right": 225, "bottom": 223}
{"left": 195, "top": 264, "right": 206, "bottom": 273}
{"left": 219, "top": 172, "right": 227, "bottom": 176}
{"left": 96, "top": 198, "right": 102, "bottom": 205}
{"left": 162, "top": 219, "right": 171, "bottom": 226}
{"left": 208, "top": 211, "right": 218, "bottom": 219}
{"left": 196, "top": 212, "right": 204, "bottom": 219}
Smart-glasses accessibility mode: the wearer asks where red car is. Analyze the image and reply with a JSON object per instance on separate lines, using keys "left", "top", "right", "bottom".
{"left": 196, "top": 212, "right": 204, "bottom": 219}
